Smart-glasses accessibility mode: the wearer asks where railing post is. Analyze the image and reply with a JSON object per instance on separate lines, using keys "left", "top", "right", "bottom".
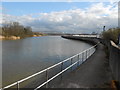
{"left": 90, "top": 48, "right": 91, "bottom": 56}
{"left": 17, "top": 81, "right": 19, "bottom": 90}
{"left": 46, "top": 70, "right": 48, "bottom": 88}
{"left": 61, "top": 62, "right": 63, "bottom": 80}
{"left": 78, "top": 55, "right": 79, "bottom": 66}
{"left": 92, "top": 48, "right": 94, "bottom": 54}
{"left": 86, "top": 50, "right": 87, "bottom": 60}
{"left": 88, "top": 49, "right": 89, "bottom": 57}
{"left": 82, "top": 52, "right": 84, "bottom": 63}
{"left": 80, "top": 54, "right": 82, "bottom": 64}
{"left": 89, "top": 49, "right": 90, "bottom": 57}
{"left": 71, "top": 58, "right": 73, "bottom": 71}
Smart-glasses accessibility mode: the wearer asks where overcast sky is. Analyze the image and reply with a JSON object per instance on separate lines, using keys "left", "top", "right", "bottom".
{"left": 1, "top": 1, "right": 119, "bottom": 33}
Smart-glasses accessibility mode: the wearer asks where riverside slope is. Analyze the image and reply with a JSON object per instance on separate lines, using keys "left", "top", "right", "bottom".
{"left": 54, "top": 36, "right": 112, "bottom": 88}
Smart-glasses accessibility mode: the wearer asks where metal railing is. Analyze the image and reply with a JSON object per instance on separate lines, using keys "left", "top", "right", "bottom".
{"left": 1, "top": 42, "right": 99, "bottom": 90}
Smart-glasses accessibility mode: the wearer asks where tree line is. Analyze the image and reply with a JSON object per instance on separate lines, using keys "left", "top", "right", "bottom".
{"left": 0, "top": 22, "right": 34, "bottom": 38}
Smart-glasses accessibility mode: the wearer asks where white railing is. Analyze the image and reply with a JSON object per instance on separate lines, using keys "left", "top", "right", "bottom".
{"left": 1, "top": 42, "right": 99, "bottom": 90}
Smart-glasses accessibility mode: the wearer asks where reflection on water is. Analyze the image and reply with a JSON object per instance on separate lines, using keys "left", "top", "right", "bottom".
{"left": 2, "top": 36, "right": 92, "bottom": 87}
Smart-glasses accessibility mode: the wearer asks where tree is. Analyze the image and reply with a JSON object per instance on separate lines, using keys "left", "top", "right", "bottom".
{"left": 2, "top": 22, "right": 33, "bottom": 38}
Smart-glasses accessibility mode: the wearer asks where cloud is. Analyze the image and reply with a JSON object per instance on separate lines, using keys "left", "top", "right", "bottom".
{"left": 2, "top": 3, "right": 118, "bottom": 33}
{"left": 0, "top": 5, "right": 3, "bottom": 25}
{"left": 1, "top": 0, "right": 120, "bottom": 2}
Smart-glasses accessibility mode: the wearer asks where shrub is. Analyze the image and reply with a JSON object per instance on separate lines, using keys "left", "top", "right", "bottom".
{"left": 102, "top": 28, "right": 120, "bottom": 44}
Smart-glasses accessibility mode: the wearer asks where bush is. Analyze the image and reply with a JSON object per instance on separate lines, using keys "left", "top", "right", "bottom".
{"left": 102, "top": 28, "right": 120, "bottom": 44}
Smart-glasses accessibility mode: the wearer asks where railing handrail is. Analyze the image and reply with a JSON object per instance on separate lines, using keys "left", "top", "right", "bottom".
{"left": 1, "top": 42, "right": 99, "bottom": 90}
{"left": 35, "top": 43, "right": 99, "bottom": 89}
{"left": 35, "top": 59, "right": 79, "bottom": 89}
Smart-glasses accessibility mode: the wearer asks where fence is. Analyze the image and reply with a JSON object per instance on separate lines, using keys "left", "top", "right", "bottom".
{"left": 100, "top": 39, "right": 120, "bottom": 88}
{"left": 1, "top": 43, "right": 99, "bottom": 90}
{"left": 109, "top": 41, "right": 120, "bottom": 88}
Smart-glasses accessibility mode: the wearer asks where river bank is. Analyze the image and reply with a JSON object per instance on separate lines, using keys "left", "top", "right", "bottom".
{"left": 61, "top": 35, "right": 98, "bottom": 45}
{"left": 0, "top": 35, "right": 43, "bottom": 40}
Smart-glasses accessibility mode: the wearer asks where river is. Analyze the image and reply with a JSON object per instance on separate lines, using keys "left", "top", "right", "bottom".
{"left": 2, "top": 36, "right": 93, "bottom": 87}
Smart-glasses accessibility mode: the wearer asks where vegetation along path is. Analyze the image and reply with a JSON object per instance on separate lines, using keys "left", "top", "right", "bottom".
{"left": 53, "top": 42, "right": 113, "bottom": 88}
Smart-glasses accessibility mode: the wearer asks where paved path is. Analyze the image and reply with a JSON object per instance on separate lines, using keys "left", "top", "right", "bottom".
{"left": 54, "top": 43, "right": 112, "bottom": 88}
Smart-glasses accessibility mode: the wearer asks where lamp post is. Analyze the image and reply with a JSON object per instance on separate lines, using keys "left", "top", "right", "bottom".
{"left": 103, "top": 26, "right": 105, "bottom": 31}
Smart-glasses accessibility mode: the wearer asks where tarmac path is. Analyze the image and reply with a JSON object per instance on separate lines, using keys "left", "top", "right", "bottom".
{"left": 54, "top": 42, "right": 112, "bottom": 88}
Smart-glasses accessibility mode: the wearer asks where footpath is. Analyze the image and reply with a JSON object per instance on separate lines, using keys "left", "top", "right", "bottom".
{"left": 54, "top": 39, "right": 113, "bottom": 88}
